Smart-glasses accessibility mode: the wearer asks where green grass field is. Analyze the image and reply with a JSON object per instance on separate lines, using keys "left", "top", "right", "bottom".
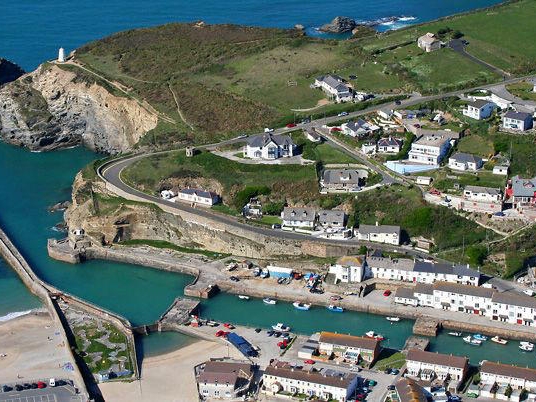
{"left": 456, "top": 135, "right": 494, "bottom": 157}
{"left": 506, "top": 81, "right": 536, "bottom": 101}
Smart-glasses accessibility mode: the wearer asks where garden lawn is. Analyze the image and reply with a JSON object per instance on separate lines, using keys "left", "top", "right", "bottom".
{"left": 456, "top": 134, "right": 494, "bottom": 157}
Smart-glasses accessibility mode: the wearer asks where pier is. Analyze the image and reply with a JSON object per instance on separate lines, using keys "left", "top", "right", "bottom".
{"left": 133, "top": 297, "right": 200, "bottom": 334}
{"left": 413, "top": 317, "right": 441, "bottom": 336}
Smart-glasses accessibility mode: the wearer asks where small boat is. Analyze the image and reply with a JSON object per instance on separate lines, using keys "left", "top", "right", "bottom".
{"left": 272, "top": 323, "right": 291, "bottom": 332}
{"left": 263, "top": 298, "right": 277, "bottom": 305}
{"left": 519, "top": 342, "right": 534, "bottom": 352}
{"left": 293, "top": 301, "right": 311, "bottom": 311}
{"left": 260, "top": 268, "right": 269, "bottom": 279}
{"left": 491, "top": 336, "right": 508, "bottom": 345}
{"left": 277, "top": 277, "right": 285, "bottom": 284}
{"left": 327, "top": 305, "right": 344, "bottom": 313}
{"left": 238, "top": 295, "right": 250, "bottom": 300}
{"left": 473, "top": 334, "right": 488, "bottom": 341}
{"left": 448, "top": 332, "right": 463, "bottom": 337}
{"left": 386, "top": 316, "right": 400, "bottom": 322}
{"left": 253, "top": 268, "right": 261, "bottom": 277}
{"left": 463, "top": 336, "right": 481, "bottom": 346}
{"left": 365, "top": 331, "right": 385, "bottom": 341}
{"left": 206, "top": 320, "right": 219, "bottom": 327}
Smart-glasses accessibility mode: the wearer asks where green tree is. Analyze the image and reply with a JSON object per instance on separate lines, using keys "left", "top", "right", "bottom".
{"left": 466, "top": 245, "right": 488, "bottom": 266}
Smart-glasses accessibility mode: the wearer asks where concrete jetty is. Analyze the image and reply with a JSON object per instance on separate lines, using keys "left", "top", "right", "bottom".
{"left": 158, "top": 297, "right": 200, "bottom": 331}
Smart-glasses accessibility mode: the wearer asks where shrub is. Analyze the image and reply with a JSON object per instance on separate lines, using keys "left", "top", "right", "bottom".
{"left": 233, "top": 185, "right": 270, "bottom": 210}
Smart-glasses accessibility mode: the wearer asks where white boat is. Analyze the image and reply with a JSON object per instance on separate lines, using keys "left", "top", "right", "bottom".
{"left": 260, "top": 268, "right": 269, "bottom": 279}
{"left": 238, "top": 295, "right": 250, "bottom": 300}
{"left": 386, "top": 316, "right": 400, "bottom": 322}
{"left": 448, "top": 332, "right": 463, "bottom": 337}
{"left": 327, "top": 305, "right": 344, "bottom": 313}
{"left": 293, "top": 302, "right": 311, "bottom": 311}
{"left": 463, "top": 335, "right": 481, "bottom": 346}
{"left": 263, "top": 298, "right": 277, "bottom": 305}
{"left": 365, "top": 331, "right": 385, "bottom": 341}
{"left": 272, "top": 323, "right": 291, "bottom": 332}
{"left": 519, "top": 342, "right": 534, "bottom": 352}
{"left": 491, "top": 336, "right": 508, "bottom": 345}
{"left": 473, "top": 334, "right": 488, "bottom": 341}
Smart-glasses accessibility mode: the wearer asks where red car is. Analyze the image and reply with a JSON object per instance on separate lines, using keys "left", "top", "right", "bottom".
{"left": 383, "top": 290, "right": 392, "bottom": 297}
{"left": 429, "top": 189, "right": 441, "bottom": 196}
{"left": 304, "top": 359, "right": 315, "bottom": 365}
{"left": 286, "top": 123, "right": 297, "bottom": 128}
{"left": 37, "top": 382, "right": 46, "bottom": 389}
{"left": 330, "top": 127, "right": 342, "bottom": 132}
{"left": 223, "top": 323, "right": 234, "bottom": 329}
{"left": 215, "top": 330, "right": 229, "bottom": 337}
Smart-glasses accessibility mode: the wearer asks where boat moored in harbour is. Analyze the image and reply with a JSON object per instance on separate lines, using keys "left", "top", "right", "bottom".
{"left": 519, "top": 342, "right": 534, "bottom": 352}
{"left": 272, "top": 323, "right": 291, "bottom": 332}
{"left": 327, "top": 305, "right": 344, "bottom": 313}
{"left": 238, "top": 295, "right": 250, "bottom": 300}
{"left": 263, "top": 298, "right": 277, "bottom": 305}
{"left": 293, "top": 301, "right": 311, "bottom": 311}
{"left": 463, "top": 336, "right": 482, "bottom": 346}
{"left": 491, "top": 336, "right": 508, "bottom": 345}
{"left": 448, "top": 332, "right": 463, "bottom": 337}
{"left": 386, "top": 316, "right": 400, "bottom": 322}
{"left": 365, "top": 331, "right": 385, "bottom": 341}
{"left": 472, "top": 334, "right": 487, "bottom": 341}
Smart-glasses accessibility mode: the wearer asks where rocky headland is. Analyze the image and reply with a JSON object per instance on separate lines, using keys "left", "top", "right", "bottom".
{"left": 319, "top": 16, "right": 357, "bottom": 33}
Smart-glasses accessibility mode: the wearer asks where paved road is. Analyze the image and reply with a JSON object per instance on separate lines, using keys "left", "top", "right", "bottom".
{"left": 448, "top": 39, "right": 510, "bottom": 78}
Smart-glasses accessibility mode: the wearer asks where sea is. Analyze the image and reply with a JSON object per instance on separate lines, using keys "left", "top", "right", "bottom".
{"left": 2, "top": 0, "right": 531, "bottom": 365}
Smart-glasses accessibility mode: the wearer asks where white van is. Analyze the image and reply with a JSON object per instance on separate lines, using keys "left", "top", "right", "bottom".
{"left": 523, "top": 289, "right": 535, "bottom": 297}
{"left": 49, "top": 378, "right": 56, "bottom": 387}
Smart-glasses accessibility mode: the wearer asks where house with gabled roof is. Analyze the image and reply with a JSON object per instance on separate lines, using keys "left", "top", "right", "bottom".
{"left": 244, "top": 133, "right": 296, "bottom": 160}
{"left": 463, "top": 99, "right": 496, "bottom": 120}
{"left": 196, "top": 358, "right": 254, "bottom": 400}
{"left": 506, "top": 175, "right": 536, "bottom": 210}
{"left": 406, "top": 349, "right": 468, "bottom": 388}
{"left": 177, "top": 188, "right": 220, "bottom": 206}
{"left": 357, "top": 223, "right": 401, "bottom": 245}
{"left": 377, "top": 136, "right": 402, "bottom": 153}
{"left": 503, "top": 110, "right": 533, "bottom": 131}
{"left": 481, "top": 361, "right": 536, "bottom": 392}
{"left": 281, "top": 207, "right": 316, "bottom": 229}
{"left": 448, "top": 153, "right": 483, "bottom": 171}
{"left": 417, "top": 33, "right": 441, "bottom": 52}
{"left": 314, "top": 74, "right": 354, "bottom": 103}
{"left": 318, "top": 331, "right": 381, "bottom": 363}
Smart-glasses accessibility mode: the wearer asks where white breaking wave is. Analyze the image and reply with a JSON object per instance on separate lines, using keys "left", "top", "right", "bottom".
{"left": 0, "top": 309, "right": 33, "bottom": 322}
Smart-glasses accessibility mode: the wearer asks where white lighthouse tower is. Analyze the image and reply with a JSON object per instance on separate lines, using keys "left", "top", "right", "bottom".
{"left": 58, "top": 47, "right": 65, "bottom": 63}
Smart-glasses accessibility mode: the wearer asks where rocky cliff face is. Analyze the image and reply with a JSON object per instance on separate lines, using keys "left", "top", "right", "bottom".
{"left": 0, "top": 63, "right": 157, "bottom": 153}
{"left": 319, "top": 16, "right": 357, "bottom": 33}
{"left": 0, "top": 59, "right": 25, "bottom": 86}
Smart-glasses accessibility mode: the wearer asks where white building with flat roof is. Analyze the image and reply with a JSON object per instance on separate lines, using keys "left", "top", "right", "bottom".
{"left": 408, "top": 134, "right": 451, "bottom": 165}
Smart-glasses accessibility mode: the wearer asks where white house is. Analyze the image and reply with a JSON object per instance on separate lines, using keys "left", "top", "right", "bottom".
{"left": 244, "top": 133, "right": 296, "bottom": 159}
{"left": 493, "top": 165, "right": 509, "bottom": 176}
{"left": 491, "top": 291, "right": 536, "bottom": 326}
{"left": 341, "top": 119, "right": 378, "bottom": 137}
{"left": 417, "top": 33, "right": 441, "bottom": 52}
{"left": 503, "top": 111, "right": 533, "bottom": 131}
{"left": 377, "top": 137, "right": 402, "bottom": 153}
{"left": 408, "top": 134, "right": 451, "bottom": 165}
{"left": 320, "top": 169, "right": 366, "bottom": 193}
{"left": 394, "top": 287, "right": 419, "bottom": 307}
{"left": 282, "top": 207, "right": 316, "bottom": 229}
{"left": 463, "top": 100, "right": 495, "bottom": 120}
{"left": 377, "top": 109, "right": 393, "bottom": 120}
{"left": 262, "top": 360, "right": 359, "bottom": 402}
{"left": 463, "top": 185, "right": 502, "bottom": 203}
{"left": 448, "top": 153, "right": 483, "bottom": 171}
{"left": 305, "top": 128, "right": 321, "bottom": 142}
{"left": 361, "top": 142, "right": 377, "bottom": 155}
{"left": 318, "top": 210, "right": 346, "bottom": 230}
{"left": 481, "top": 361, "right": 536, "bottom": 392}
{"left": 177, "top": 188, "right": 220, "bottom": 206}
{"left": 506, "top": 175, "right": 536, "bottom": 210}
{"left": 416, "top": 176, "right": 433, "bottom": 186}
{"left": 196, "top": 359, "right": 254, "bottom": 400}
{"left": 314, "top": 75, "right": 354, "bottom": 103}
{"left": 329, "top": 256, "right": 365, "bottom": 283}
{"left": 318, "top": 332, "right": 380, "bottom": 363}
{"left": 357, "top": 223, "right": 400, "bottom": 245}
{"left": 406, "top": 349, "right": 468, "bottom": 387}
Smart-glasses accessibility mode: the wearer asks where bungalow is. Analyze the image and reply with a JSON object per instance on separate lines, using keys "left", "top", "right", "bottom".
{"left": 329, "top": 256, "right": 366, "bottom": 283}
{"left": 507, "top": 175, "right": 536, "bottom": 210}
{"left": 377, "top": 137, "right": 402, "bottom": 153}
{"left": 282, "top": 207, "right": 316, "bottom": 229}
{"left": 406, "top": 349, "right": 468, "bottom": 389}
{"left": 196, "top": 359, "right": 254, "bottom": 400}
{"left": 320, "top": 169, "right": 366, "bottom": 193}
{"left": 314, "top": 74, "right": 354, "bottom": 103}
{"left": 448, "top": 153, "right": 483, "bottom": 171}
{"left": 493, "top": 165, "right": 509, "bottom": 176}
{"left": 244, "top": 133, "right": 296, "bottom": 159}
{"left": 503, "top": 110, "right": 533, "bottom": 132}
{"left": 318, "top": 331, "right": 381, "bottom": 363}
{"left": 463, "top": 185, "right": 502, "bottom": 203}
{"left": 177, "top": 188, "right": 220, "bottom": 206}
{"left": 480, "top": 361, "right": 536, "bottom": 392}
{"left": 318, "top": 210, "right": 346, "bottom": 230}
{"left": 341, "top": 119, "right": 379, "bottom": 137}
{"left": 408, "top": 134, "right": 451, "bottom": 165}
{"left": 417, "top": 33, "right": 441, "bottom": 52}
{"left": 377, "top": 108, "right": 393, "bottom": 120}
{"left": 357, "top": 223, "right": 401, "bottom": 245}
{"left": 463, "top": 99, "right": 495, "bottom": 120}
{"left": 262, "top": 360, "right": 359, "bottom": 402}
{"left": 416, "top": 176, "right": 433, "bottom": 186}
{"left": 305, "top": 128, "right": 321, "bottom": 143}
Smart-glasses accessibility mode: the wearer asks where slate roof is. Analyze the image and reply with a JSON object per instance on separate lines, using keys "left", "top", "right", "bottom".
{"left": 246, "top": 133, "right": 295, "bottom": 148}
{"left": 378, "top": 137, "right": 402, "bottom": 147}
{"left": 282, "top": 207, "right": 316, "bottom": 223}
{"left": 467, "top": 99, "right": 493, "bottom": 109}
{"left": 198, "top": 360, "right": 252, "bottom": 385}
{"left": 407, "top": 349, "right": 468, "bottom": 369}
{"left": 450, "top": 152, "right": 482, "bottom": 165}
{"left": 359, "top": 224, "right": 400, "bottom": 236}
{"left": 366, "top": 256, "right": 415, "bottom": 272}
{"left": 264, "top": 362, "right": 356, "bottom": 389}
{"left": 179, "top": 188, "right": 219, "bottom": 199}
{"left": 414, "top": 283, "right": 434, "bottom": 295}
{"left": 504, "top": 110, "right": 532, "bottom": 120}
{"left": 464, "top": 185, "right": 501, "bottom": 196}
{"left": 319, "top": 332, "right": 379, "bottom": 350}
{"left": 418, "top": 33, "right": 439, "bottom": 45}
{"left": 433, "top": 282, "right": 493, "bottom": 298}
{"left": 412, "top": 261, "right": 480, "bottom": 279}
{"left": 318, "top": 209, "right": 346, "bottom": 225}
{"left": 491, "top": 291, "right": 536, "bottom": 309}
{"left": 511, "top": 175, "right": 536, "bottom": 197}
{"left": 345, "top": 119, "right": 369, "bottom": 133}
{"left": 317, "top": 74, "right": 351, "bottom": 94}
{"left": 395, "top": 287, "right": 417, "bottom": 300}
{"left": 481, "top": 361, "right": 536, "bottom": 382}
{"left": 322, "top": 169, "right": 362, "bottom": 185}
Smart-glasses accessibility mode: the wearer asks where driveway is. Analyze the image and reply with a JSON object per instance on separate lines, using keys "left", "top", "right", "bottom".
{"left": 448, "top": 39, "right": 509, "bottom": 78}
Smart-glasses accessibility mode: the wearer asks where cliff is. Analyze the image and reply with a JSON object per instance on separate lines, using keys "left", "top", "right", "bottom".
{"left": 0, "top": 58, "right": 25, "bottom": 85}
{"left": 0, "top": 63, "right": 157, "bottom": 153}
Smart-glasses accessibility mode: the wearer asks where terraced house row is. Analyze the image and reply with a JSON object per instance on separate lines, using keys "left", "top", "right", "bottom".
{"left": 395, "top": 282, "right": 536, "bottom": 327}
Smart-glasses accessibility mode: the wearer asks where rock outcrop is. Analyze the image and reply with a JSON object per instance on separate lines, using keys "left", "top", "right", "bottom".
{"left": 319, "top": 16, "right": 357, "bottom": 34}
{"left": 0, "top": 63, "right": 158, "bottom": 153}
{"left": 0, "top": 59, "right": 25, "bottom": 85}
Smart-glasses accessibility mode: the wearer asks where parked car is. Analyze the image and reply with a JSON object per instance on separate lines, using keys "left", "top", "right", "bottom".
{"left": 387, "top": 385, "right": 396, "bottom": 390}
{"left": 23, "top": 383, "right": 31, "bottom": 390}
{"left": 390, "top": 368, "right": 400, "bottom": 375}
{"left": 37, "top": 382, "right": 46, "bottom": 389}
{"left": 255, "top": 328, "right": 262, "bottom": 333}
{"left": 330, "top": 295, "right": 342, "bottom": 301}
{"left": 229, "top": 276, "right": 240, "bottom": 282}
{"left": 337, "top": 111, "right": 349, "bottom": 117}
{"left": 384, "top": 368, "right": 391, "bottom": 374}
{"left": 304, "top": 359, "right": 315, "bottom": 365}
{"left": 310, "top": 288, "right": 324, "bottom": 294}
{"left": 356, "top": 393, "right": 366, "bottom": 401}
{"left": 271, "top": 224, "right": 281, "bottom": 229}
{"left": 395, "top": 100, "right": 402, "bottom": 105}
{"left": 30, "top": 383, "right": 38, "bottom": 389}
{"left": 2, "top": 385, "right": 13, "bottom": 392}
{"left": 449, "top": 396, "right": 462, "bottom": 402}
{"left": 523, "top": 289, "right": 535, "bottom": 297}
{"left": 330, "top": 127, "right": 342, "bottom": 132}
{"left": 264, "top": 127, "right": 274, "bottom": 133}
{"left": 286, "top": 123, "right": 297, "bottom": 128}
{"left": 15, "top": 385, "right": 23, "bottom": 391}
{"left": 383, "top": 290, "right": 392, "bottom": 297}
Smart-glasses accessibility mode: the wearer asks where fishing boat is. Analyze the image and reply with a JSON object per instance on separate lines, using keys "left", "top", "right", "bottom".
{"left": 386, "top": 316, "right": 400, "bottom": 322}
{"left": 293, "top": 301, "right": 311, "bottom": 311}
{"left": 263, "top": 298, "right": 277, "bottom": 305}
{"left": 448, "top": 332, "right": 463, "bottom": 337}
{"left": 272, "top": 323, "right": 291, "bottom": 332}
{"left": 519, "top": 342, "right": 534, "bottom": 352}
{"left": 473, "top": 334, "right": 488, "bottom": 341}
{"left": 463, "top": 336, "right": 482, "bottom": 346}
{"left": 491, "top": 336, "right": 508, "bottom": 345}
{"left": 365, "top": 331, "right": 385, "bottom": 341}
{"left": 327, "top": 305, "right": 344, "bottom": 313}
{"left": 253, "top": 268, "right": 261, "bottom": 277}
{"left": 238, "top": 295, "right": 250, "bottom": 300}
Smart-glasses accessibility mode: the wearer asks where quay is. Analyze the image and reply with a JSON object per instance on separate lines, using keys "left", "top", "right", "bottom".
{"left": 133, "top": 297, "right": 200, "bottom": 334}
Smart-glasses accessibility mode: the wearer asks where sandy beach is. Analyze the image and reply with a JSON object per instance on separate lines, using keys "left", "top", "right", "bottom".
{"left": 99, "top": 339, "right": 243, "bottom": 402}
{"left": 0, "top": 311, "right": 75, "bottom": 383}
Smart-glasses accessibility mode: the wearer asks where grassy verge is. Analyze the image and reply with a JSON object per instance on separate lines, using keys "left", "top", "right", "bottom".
{"left": 372, "top": 350, "right": 406, "bottom": 370}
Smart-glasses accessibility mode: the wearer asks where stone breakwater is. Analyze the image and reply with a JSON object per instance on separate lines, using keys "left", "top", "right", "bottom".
{"left": 48, "top": 240, "right": 536, "bottom": 343}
